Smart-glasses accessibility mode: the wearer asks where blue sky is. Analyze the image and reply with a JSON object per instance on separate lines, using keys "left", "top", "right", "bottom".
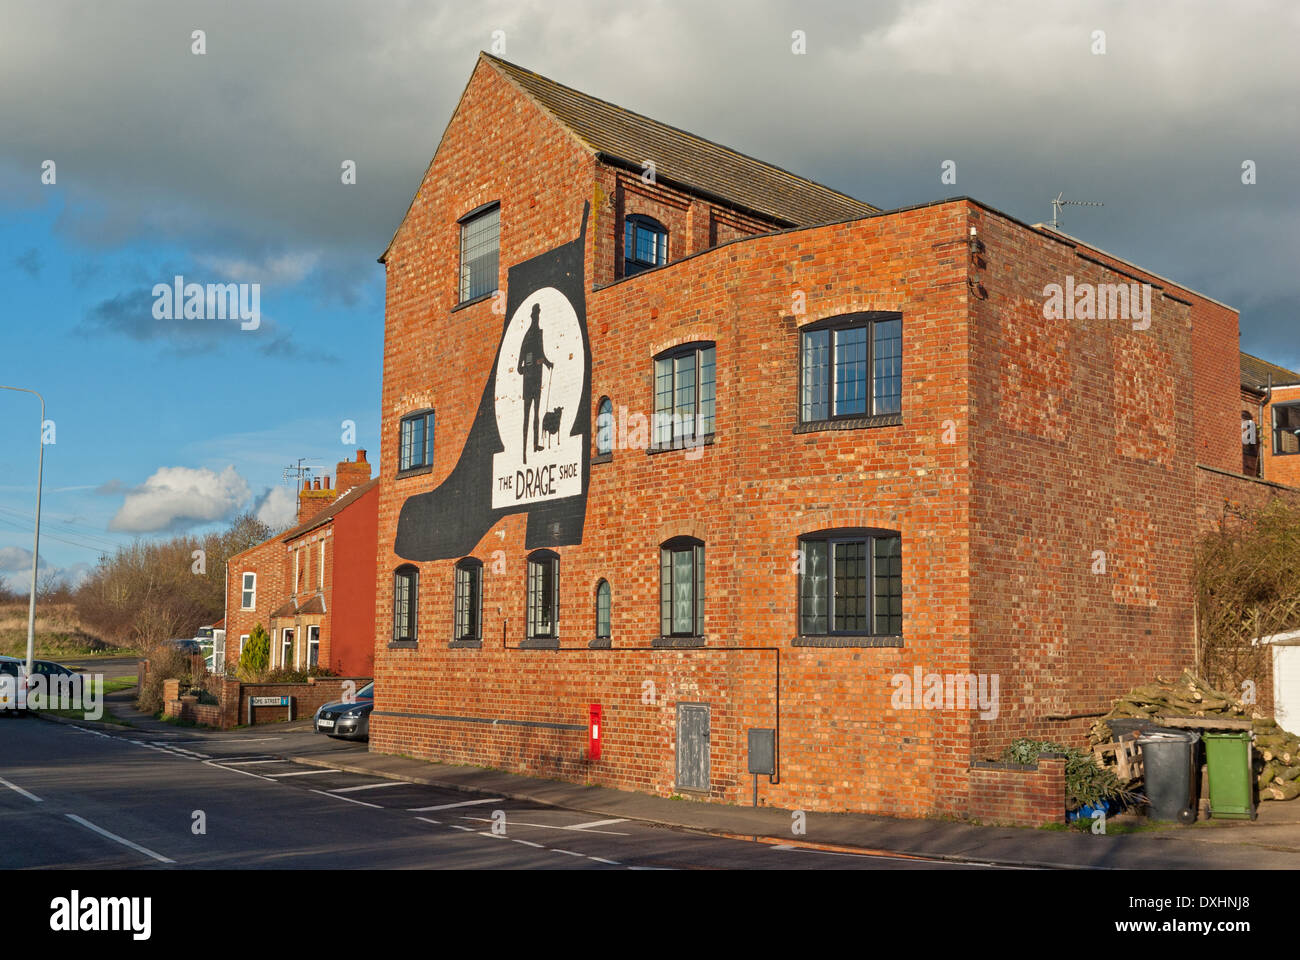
{"left": 1, "top": 0, "right": 1297, "bottom": 589}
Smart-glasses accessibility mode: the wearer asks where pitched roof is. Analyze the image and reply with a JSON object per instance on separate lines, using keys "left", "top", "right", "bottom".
{"left": 281, "top": 478, "right": 379, "bottom": 543}
{"left": 1241, "top": 351, "right": 1300, "bottom": 392}
{"left": 483, "top": 54, "right": 878, "bottom": 227}
{"left": 269, "top": 594, "right": 326, "bottom": 619}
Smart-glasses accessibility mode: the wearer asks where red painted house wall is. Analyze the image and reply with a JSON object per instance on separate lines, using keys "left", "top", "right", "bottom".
{"left": 330, "top": 482, "right": 379, "bottom": 677}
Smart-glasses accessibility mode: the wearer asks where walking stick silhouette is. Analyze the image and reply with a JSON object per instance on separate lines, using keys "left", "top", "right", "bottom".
{"left": 543, "top": 363, "right": 554, "bottom": 447}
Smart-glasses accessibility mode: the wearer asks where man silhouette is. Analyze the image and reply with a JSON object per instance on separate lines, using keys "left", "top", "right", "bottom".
{"left": 519, "top": 303, "right": 554, "bottom": 463}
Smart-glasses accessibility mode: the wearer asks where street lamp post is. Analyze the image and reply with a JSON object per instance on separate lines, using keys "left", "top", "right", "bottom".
{"left": 0, "top": 385, "right": 45, "bottom": 680}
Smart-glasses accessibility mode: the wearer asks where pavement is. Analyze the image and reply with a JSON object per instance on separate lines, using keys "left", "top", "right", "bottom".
{"left": 40, "top": 668, "right": 1300, "bottom": 870}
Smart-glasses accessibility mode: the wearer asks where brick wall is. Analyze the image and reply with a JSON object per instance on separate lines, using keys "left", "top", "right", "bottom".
{"left": 968, "top": 756, "right": 1066, "bottom": 827}
{"left": 225, "top": 535, "right": 288, "bottom": 668}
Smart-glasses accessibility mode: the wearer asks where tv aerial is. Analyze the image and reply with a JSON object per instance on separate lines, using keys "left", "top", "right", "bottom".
{"left": 282, "top": 458, "right": 321, "bottom": 487}
{"left": 1050, "top": 192, "right": 1103, "bottom": 231}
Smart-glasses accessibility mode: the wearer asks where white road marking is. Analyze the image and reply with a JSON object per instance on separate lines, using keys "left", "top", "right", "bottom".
{"left": 221, "top": 759, "right": 284, "bottom": 766}
{"left": 463, "top": 816, "right": 629, "bottom": 836}
{"left": 566, "top": 818, "right": 628, "bottom": 830}
{"left": 414, "top": 816, "right": 442, "bottom": 826}
{"left": 0, "top": 777, "right": 41, "bottom": 802}
{"left": 552, "top": 849, "right": 584, "bottom": 857}
{"left": 309, "top": 788, "right": 383, "bottom": 809}
{"left": 407, "top": 797, "right": 504, "bottom": 812}
{"left": 511, "top": 838, "right": 544, "bottom": 848}
{"left": 587, "top": 856, "right": 621, "bottom": 865}
{"left": 450, "top": 824, "right": 475, "bottom": 832}
{"left": 328, "top": 781, "right": 404, "bottom": 794}
{"left": 66, "top": 814, "right": 174, "bottom": 864}
{"left": 267, "top": 769, "right": 331, "bottom": 778}
{"left": 203, "top": 758, "right": 276, "bottom": 781}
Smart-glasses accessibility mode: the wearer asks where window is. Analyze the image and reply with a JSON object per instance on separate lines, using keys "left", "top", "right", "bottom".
{"left": 653, "top": 343, "right": 715, "bottom": 449}
{"left": 459, "top": 203, "right": 500, "bottom": 303}
{"left": 800, "top": 313, "right": 902, "bottom": 422}
{"left": 318, "top": 540, "right": 325, "bottom": 590}
{"left": 526, "top": 551, "right": 559, "bottom": 640}
{"left": 292, "top": 549, "right": 300, "bottom": 594}
{"left": 660, "top": 538, "right": 704, "bottom": 638}
{"left": 454, "top": 558, "right": 483, "bottom": 642}
{"left": 1273, "top": 402, "right": 1300, "bottom": 455}
{"left": 596, "top": 397, "right": 614, "bottom": 456}
{"left": 307, "top": 626, "right": 320, "bottom": 668}
{"left": 595, "top": 580, "right": 611, "bottom": 639}
{"left": 399, "top": 410, "right": 434, "bottom": 472}
{"left": 799, "top": 530, "right": 902, "bottom": 638}
{"left": 393, "top": 565, "right": 419, "bottom": 643}
{"left": 624, "top": 215, "right": 668, "bottom": 276}
{"left": 239, "top": 634, "right": 249, "bottom": 656}
{"left": 241, "top": 572, "right": 256, "bottom": 610}
{"left": 281, "top": 628, "right": 294, "bottom": 669}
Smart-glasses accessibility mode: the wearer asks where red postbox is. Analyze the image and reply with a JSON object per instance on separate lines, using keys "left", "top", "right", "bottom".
{"left": 588, "top": 703, "right": 602, "bottom": 761}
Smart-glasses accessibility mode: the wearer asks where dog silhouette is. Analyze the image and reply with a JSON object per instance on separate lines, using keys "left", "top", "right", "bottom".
{"left": 542, "top": 406, "right": 563, "bottom": 448}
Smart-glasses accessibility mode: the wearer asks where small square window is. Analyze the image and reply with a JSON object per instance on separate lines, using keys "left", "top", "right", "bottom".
{"left": 1273, "top": 403, "right": 1300, "bottom": 456}
{"left": 801, "top": 314, "right": 902, "bottom": 423}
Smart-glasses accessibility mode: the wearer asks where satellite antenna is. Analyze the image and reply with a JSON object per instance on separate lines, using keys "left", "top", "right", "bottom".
{"left": 1050, "top": 192, "right": 1103, "bottom": 231}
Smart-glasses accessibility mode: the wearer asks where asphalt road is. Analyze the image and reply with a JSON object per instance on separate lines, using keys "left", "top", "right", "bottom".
{"left": 0, "top": 716, "right": 1004, "bottom": 870}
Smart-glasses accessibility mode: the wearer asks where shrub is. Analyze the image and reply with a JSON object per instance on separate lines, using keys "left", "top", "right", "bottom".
{"left": 265, "top": 665, "right": 339, "bottom": 683}
{"left": 136, "top": 643, "right": 194, "bottom": 715}
{"left": 238, "top": 624, "right": 270, "bottom": 681}
{"left": 1002, "top": 738, "right": 1140, "bottom": 809}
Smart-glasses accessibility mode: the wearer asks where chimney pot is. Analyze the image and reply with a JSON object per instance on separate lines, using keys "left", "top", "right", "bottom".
{"left": 313, "top": 478, "right": 321, "bottom": 490}
{"left": 324, "top": 475, "right": 331, "bottom": 488}
{"left": 357, "top": 449, "right": 367, "bottom": 462}
{"left": 303, "top": 479, "right": 311, "bottom": 492}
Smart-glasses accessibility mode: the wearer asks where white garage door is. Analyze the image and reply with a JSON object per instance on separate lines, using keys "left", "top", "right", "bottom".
{"left": 1274, "top": 644, "right": 1300, "bottom": 729}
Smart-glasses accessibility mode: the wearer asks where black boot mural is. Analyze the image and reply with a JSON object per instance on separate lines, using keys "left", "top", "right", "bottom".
{"left": 394, "top": 204, "right": 591, "bottom": 561}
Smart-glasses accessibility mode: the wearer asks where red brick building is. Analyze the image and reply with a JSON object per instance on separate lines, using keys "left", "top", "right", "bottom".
{"left": 225, "top": 451, "right": 378, "bottom": 677}
{"left": 369, "top": 53, "right": 1298, "bottom": 818}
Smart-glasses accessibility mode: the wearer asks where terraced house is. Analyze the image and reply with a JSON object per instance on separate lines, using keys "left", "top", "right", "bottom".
{"left": 369, "top": 53, "right": 1299, "bottom": 820}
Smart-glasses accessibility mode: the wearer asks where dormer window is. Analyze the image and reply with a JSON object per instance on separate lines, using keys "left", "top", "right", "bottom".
{"left": 624, "top": 215, "right": 668, "bottom": 277}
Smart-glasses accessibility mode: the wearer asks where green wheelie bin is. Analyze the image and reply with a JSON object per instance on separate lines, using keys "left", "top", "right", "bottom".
{"left": 1202, "top": 731, "right": 1256, "bottom": 820}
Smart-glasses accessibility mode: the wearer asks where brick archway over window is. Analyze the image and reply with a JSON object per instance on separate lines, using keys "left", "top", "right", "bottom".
{"left": 656, "top": 518, "right": 707, "bottom": 544}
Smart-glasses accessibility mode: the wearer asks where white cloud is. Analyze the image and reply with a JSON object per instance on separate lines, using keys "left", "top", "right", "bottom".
{"left": 254, "top": 485, "right": 299, "bottom": 530}
{"left": 0, "top": 546, "right": 37, "bottom": 572}
{"left": 109, "top": 466, "right": 251, "bottom": 533}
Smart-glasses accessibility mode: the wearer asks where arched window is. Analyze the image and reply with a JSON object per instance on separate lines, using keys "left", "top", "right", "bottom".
{"left": 596, "top": 397, "right": 614, "bottom": 456}
{"left": 526, "top": 550, "right": 560, "bottom": 640}
{"left": 454, "top": 558, "right": 483, "bottom": 642}
{"left": 624, "top": 215, "right": 668, "bottom": 276}
{"left": 595, "top": 580, "right": 611, "bottom": 639}
{"left": 798, "top": 528, "right": 901, "bottom": 638}
{"left": 660, "top": 537, "right": 704, "bottom": 638}
{"left": 393, "top": 565, "right": 419, "bottom": 642}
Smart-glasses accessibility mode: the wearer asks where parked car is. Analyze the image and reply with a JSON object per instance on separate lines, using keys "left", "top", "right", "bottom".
{"left": 313, "top": 681, "right": 374, "bottom": 741}
{"left": 33, "top": 659, "right": 78, "bottom": 680}
{"left": 0, "top": 656, "right": 27, "bottom": 714}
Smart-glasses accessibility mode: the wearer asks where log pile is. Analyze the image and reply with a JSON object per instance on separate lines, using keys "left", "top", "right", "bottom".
{"left": 1087, "top": 670, "right": 1300, "bottom": 802}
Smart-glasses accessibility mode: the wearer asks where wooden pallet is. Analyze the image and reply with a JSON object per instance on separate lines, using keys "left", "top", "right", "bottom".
{"left": 1094, "top": 732, "right": 1144, "bottom": 781}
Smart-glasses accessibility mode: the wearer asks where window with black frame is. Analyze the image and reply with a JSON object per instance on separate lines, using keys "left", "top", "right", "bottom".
{"left": 660, "top": 537, "right": 704, "bottom": 638}
{"left": 454, "top": 558, "right": 482, "bottom": 642}
{"left": 653, "top": 343, "right": 715, "bottom": 450}
{"left": 1273, "top": 402, "right": 1300, "bottom": 455}
{"left": 399, "top": 410, "right": 433, "bottom": 472}
{"left": 459, "top": 203, "right": 500, "bottom": 303}
{"left": 595, "top": 579, "right": 611, "bottom": 640}
{"left": 393, "top": 565, "right": 419, "bottom": 642}
{"left": 526, "top": 551, "right": 559, "bottom": 640}
{"left": 800, "top": 313, "right": 902, "bottom": 423}
{"left": 624, "top": 214, "right": 668, "bottom": 276}
{"left": 798, "top": 530, "right": 901, "bottom": 639}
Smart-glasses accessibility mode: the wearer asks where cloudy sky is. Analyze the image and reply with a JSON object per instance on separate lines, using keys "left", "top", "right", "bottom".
{"left": 0, "top": 0, "right": 1296, "bottom": 588}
